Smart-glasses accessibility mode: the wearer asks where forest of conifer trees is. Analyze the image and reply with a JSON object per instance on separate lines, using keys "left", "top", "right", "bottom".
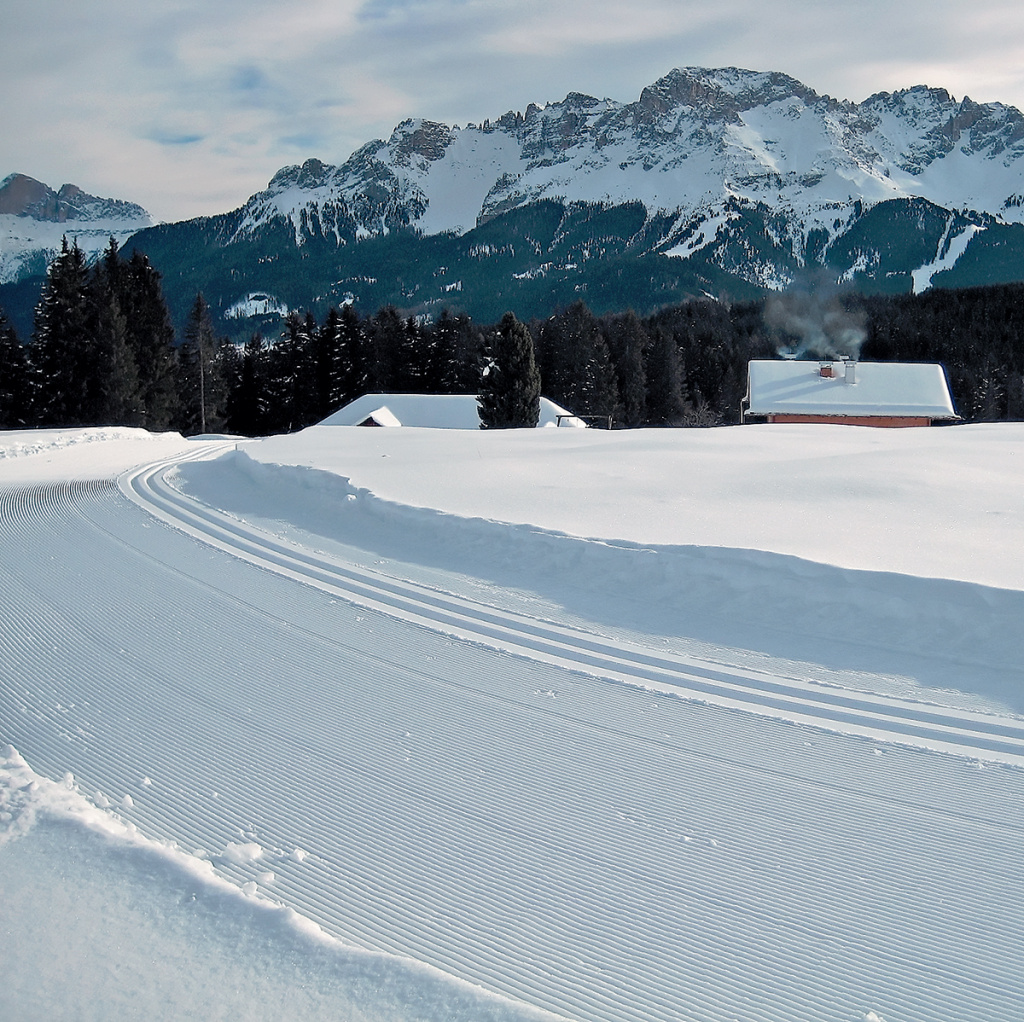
{"left": 2, "top": 237, "right": 1024, "bottom": 434}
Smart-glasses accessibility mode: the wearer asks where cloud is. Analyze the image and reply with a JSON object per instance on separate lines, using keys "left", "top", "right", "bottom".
{"left": 148, "top": 132, "right": 207, "bottom": 148}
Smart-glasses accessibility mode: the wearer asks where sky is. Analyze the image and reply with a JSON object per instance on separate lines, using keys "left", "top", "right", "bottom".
{"left": 5, "top": 0, "right": 1024, "bottom": 224}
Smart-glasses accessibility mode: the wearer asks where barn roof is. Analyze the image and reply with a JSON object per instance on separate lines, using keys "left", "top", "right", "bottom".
{"left": 319, "top": 394, "right": 586, "bottom": 429}
{"left": 745, "top": 360, "right": 958, "bottom": 420}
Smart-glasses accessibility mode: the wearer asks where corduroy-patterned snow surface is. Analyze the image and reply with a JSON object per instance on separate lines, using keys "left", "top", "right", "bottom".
{"left": 2, "top": 423, "right": 1023, "bottom": 1022}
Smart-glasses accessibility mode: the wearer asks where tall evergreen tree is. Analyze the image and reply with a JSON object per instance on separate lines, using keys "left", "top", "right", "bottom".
{"left": 425, "top": 308, "right": 459, "bottom": 393}
{"left": 122, "top": 249, "right": 179, "bottom": 429}
{"left": 478, "top": 312, "right": 541, "bottom": 429}
{"left": 225, "top": 332, "right": 271, "bottom": 435}
{"left": 31, "top": 237, "right": 97, "bottom": 425}
{"left": 176, "top": 293, "right": 222, "bottom": 434}
{"left": 644, "top": 326, "right": 685, "bottom": 425}
{"left": 265, "top": 311, "right": 318, "bottom": 431}
{"left": 314, "top": 308, "right": 343, "bottom": 419}
{"left": 91, "top": 290, "right": 142, "bottom": 424}
{"left": 605, "top": 310, "right": 648, "bottom": 427}
{"left": 367, "top": 305, "right": 406, "bottom": 392}
{"left": 88, "top": 238, "right": 144, "bottom": 425}
{"left": 0, "top": 310, "right": 32, "bottom": 428}
{"left": 538, "top": 301, "right": 618, "bottom": 421}
{"left": 400, "top": 315, "right": 432, "bottom": 393}
{"left": 335, "top": 303, "right": 369, "bottom": 406}
{"left": 427, "top": 308, "right": 483, "bottom": 392}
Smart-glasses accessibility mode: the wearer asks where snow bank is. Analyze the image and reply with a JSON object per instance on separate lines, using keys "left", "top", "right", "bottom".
{"left": 243, "top": 422, "right": 1024, "bottom": 590}
{"left": 0, "top": 745, "right": 565, "bottom": 1022}
{"left": 174, "top": 426, "right": 1024, "bottom": 711}
{"left": 0, "top": 427, "right": 194, "bottom": 482}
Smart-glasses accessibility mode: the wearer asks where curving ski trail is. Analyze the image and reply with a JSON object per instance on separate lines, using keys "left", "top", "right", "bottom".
{"left": 122, "top": 446, "right": 1024, "bottom": 766}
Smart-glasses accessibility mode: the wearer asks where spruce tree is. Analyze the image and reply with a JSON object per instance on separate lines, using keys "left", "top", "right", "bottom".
{"left": 478, "top": 312, "right": 541, "bottom": 429}
{"left": 426, "top": 308, "right": 459, "bottom": 393}
{"left": 428, "top": 308, "right": 483, "bottom": 393}
{"left": 89, "top": 239, "right": 144, "bottom": 425}
{"left": 91, "top": 290, "right": 142, "bottom": 424}
{"left": 398, "top": 315, "right": 430, "bottom": 393}
{"left": 176, "top": 293, "right": 221, "bottom": 434}
{"left": 336, "top": 303, "right": 368, "bottom": 406}
{"left": 315, "top": 308, "right": 343, "bottom": 418}
{"left": 644, "top": 326, "right": 685, "bottom": 425}
{"left": 538, "top": 301, "right": 618, "bottom": 421}
{"left": 122, "top": 249, "right": 179, "bottom": 430}
{"left": 32, "top": 237, "right": 96, "bottom": 425}
{"left": 225, "top": 332, "right": 270, "bottom": 435}
{"left": 606, "top": 310, "right": 648, "bottom": 427}
{"left": 266, "top": 311, "right": 318, "bottom": 431}
{"left": 0, "top": 310, "right": 32, "bottom": 428}
{"left": 368, "top": 305, "right": 406, "bottom": 392}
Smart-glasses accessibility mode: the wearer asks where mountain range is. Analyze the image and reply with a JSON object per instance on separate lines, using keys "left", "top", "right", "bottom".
{"left": 5, "top": 66, "right": 1024, "bottom": 339}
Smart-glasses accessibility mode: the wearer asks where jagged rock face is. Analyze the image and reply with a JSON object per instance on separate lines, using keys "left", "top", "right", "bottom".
{"left": 633, "top": 68, "right": 818, "bottom": 124}
{"left": 858, "top": 87, "right": 1024, "bottom": 175}
{"left": 268, "top": 158, "right": 336, "bottom": 192}
{"left": 0, "top": 174, "right": 54, "bottom": 217}
{"left": 0, "top": 173, "right": 150, "bottom": 223}
{"left": 390, "top": 120, "right": 456, "bottom": 164}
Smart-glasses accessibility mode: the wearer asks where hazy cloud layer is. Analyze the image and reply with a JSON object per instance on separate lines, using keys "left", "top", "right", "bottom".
{"left": 5, "top": 0, "right": 1024, "bottom": 221}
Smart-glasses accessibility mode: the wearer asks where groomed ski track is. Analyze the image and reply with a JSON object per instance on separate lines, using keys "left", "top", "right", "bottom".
{"left": 2, "top": 441, "right": 1024, "bottom": 1021}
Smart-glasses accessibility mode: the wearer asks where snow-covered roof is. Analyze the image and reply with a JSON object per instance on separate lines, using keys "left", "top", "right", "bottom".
{"left": 319, "top": 393, "right": 586, "bottom": 429}
{"left": 745, "top": 360, "right": 958, "bottom": 419}
{"left": 356, "top": 405, "right": 403, "bottom": 428}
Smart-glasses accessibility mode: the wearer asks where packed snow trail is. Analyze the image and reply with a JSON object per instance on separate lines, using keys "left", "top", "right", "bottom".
{"left": 1, "top": 446, "right": 1023, "bottom": 1022}
{"left": 124, "top": 446, "right": 1024, "bottom": 765}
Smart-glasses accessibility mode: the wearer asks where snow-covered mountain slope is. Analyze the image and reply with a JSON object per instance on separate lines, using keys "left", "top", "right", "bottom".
{"left": 235, "top": 68, "right": 1024, "bottom": 255}
{"left": 0, "top": 173, "right": 152, "bottom": 284}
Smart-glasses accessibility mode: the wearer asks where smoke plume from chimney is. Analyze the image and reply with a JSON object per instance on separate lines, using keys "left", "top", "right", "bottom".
{"left": 765, "top": 276, "right": 866, "bottom": 360}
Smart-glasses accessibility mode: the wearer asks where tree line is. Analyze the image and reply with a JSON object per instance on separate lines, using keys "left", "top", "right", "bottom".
{"left": 3, "top": 238, "right": 1024, "bottom": 433}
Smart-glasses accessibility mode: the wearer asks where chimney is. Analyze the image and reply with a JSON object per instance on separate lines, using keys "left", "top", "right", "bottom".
{"left": 844, "top": 359, "right": 856, "bottom": 385}
{"left": 819, "top": 361, "right": 834, "bottom": 378}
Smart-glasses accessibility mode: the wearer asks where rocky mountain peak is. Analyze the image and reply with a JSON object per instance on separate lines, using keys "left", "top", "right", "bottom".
{"left": 0, "top": 173, "right": 149, "bottom": 223}
{"left": 0, "top": 174, "right": 52, "bottom": 216}
{"left": 389, "top": 119, "right": 456, "bottom": 163}
{"left": 268, "top": 158, "right": 335, "bottom": 192}
{"left": 633, "top": 67, "right": 818, "bottom": 125}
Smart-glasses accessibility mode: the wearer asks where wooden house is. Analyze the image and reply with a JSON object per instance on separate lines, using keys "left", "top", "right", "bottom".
{"left": 742, "top": 359, "right": 959, "bottom": 427}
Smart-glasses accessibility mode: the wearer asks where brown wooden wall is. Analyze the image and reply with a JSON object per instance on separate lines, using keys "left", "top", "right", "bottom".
{"left": 767, "top": 414, "right": 934, "bottom": 428}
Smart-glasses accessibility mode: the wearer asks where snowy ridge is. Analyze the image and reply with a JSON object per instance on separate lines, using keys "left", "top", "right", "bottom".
{"left": 232, "top": 67, "right": 1024, "bottom": 267}
{"left": 0, "top": 747, "right": 566, "bottom": 1022}
{"left": 125, "top": 448, "right": 1024, "bottom": 763}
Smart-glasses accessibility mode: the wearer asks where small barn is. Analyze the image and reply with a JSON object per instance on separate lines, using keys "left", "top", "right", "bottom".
{"left": 742, "top": 359, "right": 959, "bottom": 427}
{"left": 319, "top": 393, "right": 586, "bottom": 429}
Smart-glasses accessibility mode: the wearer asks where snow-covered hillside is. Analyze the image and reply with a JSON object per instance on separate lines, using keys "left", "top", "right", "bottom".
{"left": 2, "top": 422, "right": 1023, "bottom": 1021}
{"left": 0, "top": 173, "right": 152, "bottom": 284}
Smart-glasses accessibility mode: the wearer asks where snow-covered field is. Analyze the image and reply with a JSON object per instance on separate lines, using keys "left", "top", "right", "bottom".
{"left": 2, "top": 421, "right": 1023, "bottom": 1021}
